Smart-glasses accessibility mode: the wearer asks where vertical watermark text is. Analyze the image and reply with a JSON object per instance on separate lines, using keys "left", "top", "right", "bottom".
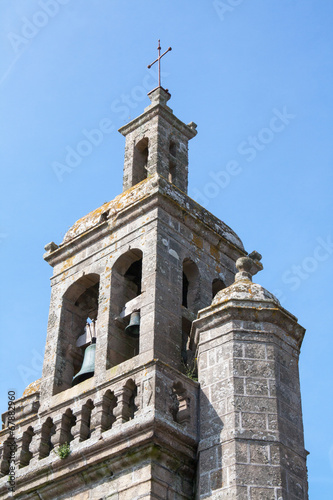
{"left": 6, "top": 390, "right": 16, "bottom": 493}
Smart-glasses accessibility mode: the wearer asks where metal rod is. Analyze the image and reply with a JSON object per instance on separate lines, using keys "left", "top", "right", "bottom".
{"left": 147, "top": 39, "right": 172, "bottom": 88}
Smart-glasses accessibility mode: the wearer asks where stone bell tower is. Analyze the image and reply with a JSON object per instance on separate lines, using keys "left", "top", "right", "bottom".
{"left": 0, "top": 84, "right": 308, "bottom": 499}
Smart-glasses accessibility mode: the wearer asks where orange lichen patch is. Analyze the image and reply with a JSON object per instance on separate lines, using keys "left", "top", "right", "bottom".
{"left": 103, "top": 306, "right": 108, "bottom": 313}
{"left": 60, "top": 257, "right": 74, "bottom": 273}
{"left": 210, "top": 245, "right": 219, "bottom": 260}
{"left": 62, "top": 176, "right": 156, "bottom": 244}
{"left": 192, "top": 234, "right": 203, "bottom": 249}
{"left": 22, "top": 378, "right": 41, "bottom": 397}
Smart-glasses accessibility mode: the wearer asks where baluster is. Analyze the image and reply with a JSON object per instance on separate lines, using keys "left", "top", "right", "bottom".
{"left": 72, "top": 401, "right": 94, "bottom": 443}
{"left": 113, "top": 385, "right": 134, "bottom": 426}
{"left": 90, "top": 397, "right": 104, "bottom": 437}
{"left": 177, "top": 395, "right": 191, "bottom": 425}
{"left": 29, "top": 426, "right": 42, "bottom": 464}
{"left": 16, "top": 426, "right": 34, "bottom": 468}
{"left": 51, "top": 415, "right": 63, "bottom": 451}
{"left": 0, "top": 439, "right": 10, "bottom": 477}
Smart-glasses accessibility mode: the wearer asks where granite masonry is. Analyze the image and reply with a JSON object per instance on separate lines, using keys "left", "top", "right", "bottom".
{"left": 0, "top": 87, "right": 308, "bottom": 499}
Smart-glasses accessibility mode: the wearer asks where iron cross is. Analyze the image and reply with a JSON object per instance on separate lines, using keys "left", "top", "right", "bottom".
{"left": 147, "top": 40, "right": 172, "bottom": 88}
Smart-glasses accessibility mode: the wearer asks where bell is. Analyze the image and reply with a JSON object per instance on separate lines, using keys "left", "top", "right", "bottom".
{"left": 72, "top": 338, "right": 96, "bottom": 386}
{"left": 125, "top": 311, "right": 140, "bottom": 337}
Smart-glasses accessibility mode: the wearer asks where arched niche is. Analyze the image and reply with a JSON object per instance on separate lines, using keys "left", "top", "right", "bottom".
{"left": 54, "top": 274, "right": 100, "bottom": 394}
{"left": 107, "top": 249, "right": 143, "bottom": 369}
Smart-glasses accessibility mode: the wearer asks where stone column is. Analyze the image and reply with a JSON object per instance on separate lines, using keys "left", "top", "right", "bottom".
{"left": 113, "top": 384, "right": 136, "bottom": 426}
{"left": 72, "top": 406, "right": 90, "bottom": 444}
{"left": 192, "top": 256, "right": 308, "bottom": 500}
{"left": 29, "top": 426, "right": 42, "bottom": 464}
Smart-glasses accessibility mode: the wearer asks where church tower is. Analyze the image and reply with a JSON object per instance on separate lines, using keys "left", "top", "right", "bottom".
{"left": 0, "top": 81, "right": 308, "bottom": 498}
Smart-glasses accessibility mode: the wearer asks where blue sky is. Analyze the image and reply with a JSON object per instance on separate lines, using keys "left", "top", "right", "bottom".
{"left": 0, "top": 0, "right": 332, "bottom": 496}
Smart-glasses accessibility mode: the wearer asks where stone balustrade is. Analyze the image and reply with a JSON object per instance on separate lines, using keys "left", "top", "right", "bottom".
{"left": 0, "top": 360, "right": 198, "bottom": 482}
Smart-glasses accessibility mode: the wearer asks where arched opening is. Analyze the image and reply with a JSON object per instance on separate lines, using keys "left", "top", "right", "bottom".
{"left": 181, "top": 259, "right": 200, "bottom": 366}
{"left": 168, "top": 140, "right": 177, "bottom": 184}
{"left": 169, "top": 140, "right": 177, "bottom": 157}
{"left": 182, "top": 259, "right": 200, "bottom": 311}
{"left": 212, "top": 278, "right": 226, "bottom": 299}
{"left": 54, "top": 274, "right": 100, "bottom": 394}
{"left": 108, "top": 249, "right": 143, "bottom": 369}
{"left": 133, "top": 137, "right": 149, "bottom": 185}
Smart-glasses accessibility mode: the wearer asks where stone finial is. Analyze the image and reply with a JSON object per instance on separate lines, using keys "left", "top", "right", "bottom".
{"left": 235, "top": 251, "right": 262, "bottom": 282}
{"left": 44, "top": 242, "right": 58, "bottom": 253}
{"left": 147, "top": 86, "right": 171, "bottom": 107}
{"left": 187, "top": 121, "right": 197, "bottom": 131}
{"left": 249, "top": 250, "right": 262, "bottom": 262}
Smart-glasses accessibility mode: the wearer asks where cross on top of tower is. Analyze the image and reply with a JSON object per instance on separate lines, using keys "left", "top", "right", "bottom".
{"left": 147, "top": 39, "right": 172, "bottom": 89}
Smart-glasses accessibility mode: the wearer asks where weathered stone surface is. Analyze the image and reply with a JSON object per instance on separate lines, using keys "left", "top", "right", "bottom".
{"left": 191, "top": 260, "right": 308, "bottom": 499}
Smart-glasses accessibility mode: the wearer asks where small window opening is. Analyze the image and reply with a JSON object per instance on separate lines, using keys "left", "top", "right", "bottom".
{"left": 169, "top": 141, "right": 177, "bottom": 184}
{"left": 182, "top": 259, "right": 200, "bottom": 311}
{"left": 169, "top": 140, "right": 177, "bottom": 157}
{"left": 133, "top": 137, "right": 149, "bottom": 185}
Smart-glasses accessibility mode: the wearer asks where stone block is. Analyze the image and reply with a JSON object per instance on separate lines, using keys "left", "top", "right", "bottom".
{"left": 210, "top": 468, "right": 223, "bottom": 491}
{"left": 200, "top": 446, "right": 218, "bottom": 472}
{"left": 244, "top": 343, "right": 266, "bottom": 360}
{"left": 249, "top": 443, "right": 270, "bottom": 464}
{"left": 245, "top": 378, "right": 269, "bottom": 397}
{"left": 249, "top": 487, "right": 276, "bottom": 499}
{"left": 241, "top": 412, "right": 267, "bottom": 431}
{"left": 233, "top": 359, "right": 275, "bottom": 379}
{"left": 235, "top": 464, "right": 281, "bottom": 487}
{"left": 232, "top": 395, "right": 276, "bottom": 414}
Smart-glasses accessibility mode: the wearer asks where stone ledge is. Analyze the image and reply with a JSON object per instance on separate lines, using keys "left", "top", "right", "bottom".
{"left": 0, "top": 415, "right": 197, "bottom": 499}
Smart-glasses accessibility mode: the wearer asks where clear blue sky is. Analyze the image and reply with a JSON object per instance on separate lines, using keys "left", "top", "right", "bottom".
{"left": 1, "top": 1, "right": 332, "bottom": 497}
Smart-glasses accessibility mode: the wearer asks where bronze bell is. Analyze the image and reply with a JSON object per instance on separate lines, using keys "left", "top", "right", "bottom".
{"left": 72, "top": 338, "right": 96, "bottom": 386}
{"left": 125, "top": 311, "right": 140, "bottom": 337}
